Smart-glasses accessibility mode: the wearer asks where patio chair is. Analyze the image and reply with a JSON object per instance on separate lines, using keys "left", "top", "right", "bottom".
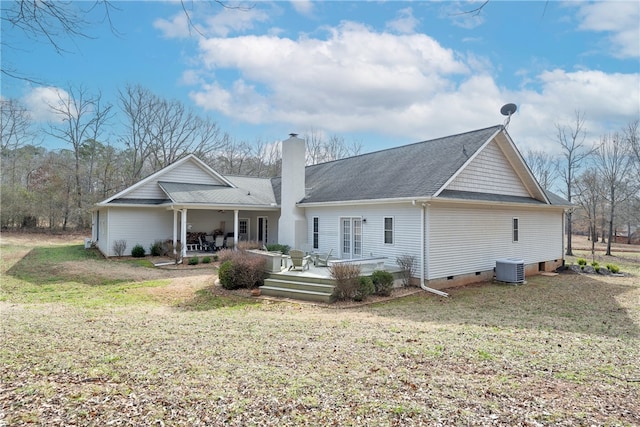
{"left": 214, "top": 235, "right": 225, "bottom": 251}
{"left": 200, "top": 235, "right": 215, "bottom": 252}
{"left": 288, "top": 249, "right": 311, "bottom": 271}
{"left": 314, "top": 249, "right": 333, "bottom": 267}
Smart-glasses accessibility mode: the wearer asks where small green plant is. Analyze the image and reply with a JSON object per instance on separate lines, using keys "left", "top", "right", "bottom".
{"left": 149, "top": 240, "right": 164, "bottom": 256}
{"left": 371, "top": 270, "right": 394, "bottom": 296}
{"left": 213, "top": 255, "right": 219, "bottom": 262}
{"left": 201, "top": 256, "right": 211, "bottom": 264}
{"left": 188, "top": 256, "right": 199, "bottom": 265}
{"left": 218, "top": 261, "right": 235, "bottom": 289}
{"left": 606, "top": 264, "right": 620, "bottom": 274}
{"left": 354, "top": 276, "right": 375, "bottom": 302}
{"left": 594, "top": 266, "right": 600, "bottom": 273}
{"left": 131, "top": 244, "right": 145, "bottom": 258}
{"left": 265, "top": 243, "right": 290, "bottom": 255}
{"left": 591, "top": 261, "right": 599, "bottom": 268}
{"left": 580, "top": 265, "right": 585, "bottom": 270}
{"left": 577, "top": 258, "right": 587, "bottom": 266}
{"left": 112, "top": 240, "right": 127, "bottom": 257}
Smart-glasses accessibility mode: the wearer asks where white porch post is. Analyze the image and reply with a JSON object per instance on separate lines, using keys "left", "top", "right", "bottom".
{"left": 181, "top": 209, "right": 188, "bottom": 258}
{"left": 172, "top": 209, "right": 178, "bottom": 256}
{"left": 233, "top": 209, "right": 239, "bottom": 249}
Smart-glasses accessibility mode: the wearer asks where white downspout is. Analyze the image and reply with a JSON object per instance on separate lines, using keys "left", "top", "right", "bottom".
{"left": 420, "top": 202, "right": 448, "bottom": 298}
{"left": 173, "top": 209, "right": 178, "bottom": 258}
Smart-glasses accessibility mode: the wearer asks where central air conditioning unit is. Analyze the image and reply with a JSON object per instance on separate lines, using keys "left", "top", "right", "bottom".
{"left": 495, "top": 258, "right": 525, "bottom": 284}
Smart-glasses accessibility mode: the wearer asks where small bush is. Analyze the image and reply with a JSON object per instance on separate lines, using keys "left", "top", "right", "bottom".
{"left": 202, "top": 256, "right": 211, "bottom": 264}
{"left": 131, "top": 244, "right": 146, "bottom": 258}
{"left": 213, "top": 255, "right": 219, "bottom": 262}
{"left": 218, "top": 261, "right": 236, "bottom": 289}
{"left": 149, "top": 240, "right": 164, "bottom": 256}
{"left": 330, "top": 263, "right": 361, "bottom": 301}
{"left": 577, "top": 258, "right": 587, "bottom": 266}
{"left": 354, "top": 276, "right": 375, "bottom": 302}
{"left": 371, "top": 270, "right": 394, "bottom": 296}
{"left": 237, "top": 240, "right": 262, "bottom": 251}
{"left": 265, "top": 243, "right": 291, "bottom": 254}
{"left": 216, "top": 252, "right": 267, "bottom": 289}
{"left": 594, "top": 266, "right": 600, "bottom": 273}
{"left": 591, "top": 261, "right": 599, "bottom": 268}
{"left": 188, "top": 256, "right": 199, "bottom": 265}
{"left": 606, "top": 264, "right": 620, "bottom": 274}
{"left": 113, "top": 240, "right": 127, "bottom": 257}
{"left": 396, "top": 254, "right": 415, "bottom": 287}
{"left": 163, "top": 241, "right": 183, "bottom": 264}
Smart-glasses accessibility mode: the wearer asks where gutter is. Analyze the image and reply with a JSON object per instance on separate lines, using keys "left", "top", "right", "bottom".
{"left": 419, "top": 201, "right": 449, "bottom": 298}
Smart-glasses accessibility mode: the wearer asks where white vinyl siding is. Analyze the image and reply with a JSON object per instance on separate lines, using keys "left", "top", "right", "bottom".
{"left": 105, "top": 207, "right": 174, "bottom": 256}
{"left": 305, "top": 203, "right": 421, "bottom": 265}
{"left": 127, "top": 160, "right": 229, "bottom": 199}
{"left": 447, "top": 140, "right": 530, "bottom": 197}
{"left": 427, "top": 204, "right": 563, "bottom": 279}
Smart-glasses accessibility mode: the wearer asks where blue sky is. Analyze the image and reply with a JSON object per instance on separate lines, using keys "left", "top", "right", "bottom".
{"left": 2, "top": 1, "right": 639, "bottom": 155}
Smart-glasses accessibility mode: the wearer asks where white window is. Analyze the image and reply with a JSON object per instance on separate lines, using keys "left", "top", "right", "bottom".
{"left": 384, "top": 217, "right": 394, "bottom": 244}
{"left": 513, "top": 217, "right": 519, "bottom": 242}
{"left": 313, "top": 217, "right": 319, "bottom": 249}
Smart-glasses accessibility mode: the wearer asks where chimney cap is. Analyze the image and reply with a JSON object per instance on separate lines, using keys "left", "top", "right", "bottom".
{"left": 288, "top": 133, "right": 298, "bottom": 138}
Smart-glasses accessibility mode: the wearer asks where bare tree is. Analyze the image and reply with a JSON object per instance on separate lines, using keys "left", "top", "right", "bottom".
{"left": 46, "top": 86, "right": 112, "bottom": 228}
{"left": 1, "top": 99, "right": 37, "bottom": 186}
{"left": 574, "top": 168, "right": 602, "bottom": 257}
{"left": 525, "top": 148, "right": 558, "bottom": 190}
{"left": 304, "top": 130, "right": 362, "bottom": 165}
{"left": 595, "top": 132, "right": 634, "bottom": 255}
{"left": 556, "top": 111, "right": 594, "bottom": 256}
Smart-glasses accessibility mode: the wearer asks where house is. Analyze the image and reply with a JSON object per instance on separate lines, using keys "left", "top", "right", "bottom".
{"left": 92, "top": 125, "right": 569, "bottom": 290}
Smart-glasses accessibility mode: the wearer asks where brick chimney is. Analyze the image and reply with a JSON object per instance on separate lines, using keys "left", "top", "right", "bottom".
{"left": 278, "top": 133, "right": 307, "bottom": 249}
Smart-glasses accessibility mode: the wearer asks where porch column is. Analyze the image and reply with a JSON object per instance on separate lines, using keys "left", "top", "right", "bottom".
{"left": 181, "top": 209, "right": 188, "bottom": 258}
{"left": 172, "top": 210, "right": 178, "bottom": 256}
{"left": 233, "top": 209, "right": 239, "bottom": 249}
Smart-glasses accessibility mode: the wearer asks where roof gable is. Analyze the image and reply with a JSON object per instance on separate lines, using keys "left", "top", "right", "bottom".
{"left": 98, "top": 154, "right": 234, "bottom": 205}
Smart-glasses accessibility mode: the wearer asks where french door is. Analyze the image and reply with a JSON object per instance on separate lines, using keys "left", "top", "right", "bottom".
{"left": 341, "top": 218, "right": 362, "bottom": 259}
{"left": 257, "top": 216, "right": 268, "bottom": 244}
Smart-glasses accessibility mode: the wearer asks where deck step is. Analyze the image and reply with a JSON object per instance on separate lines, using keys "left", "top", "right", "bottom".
{"left": 261, "top": 278, "right": 335, "bottom": 303}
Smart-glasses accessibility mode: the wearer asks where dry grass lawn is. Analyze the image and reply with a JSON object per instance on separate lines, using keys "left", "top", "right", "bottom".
{"left": 1, "top": 232, "right": 639, "bottom": 426}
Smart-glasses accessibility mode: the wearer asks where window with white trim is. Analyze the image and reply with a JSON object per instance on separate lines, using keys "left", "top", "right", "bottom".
{"left": 512, "top": 217, "right": 519, "bottom": 242}
{"left": 313, "top": 217, "right": 319, "bottom": 249}
{"left": 384, "top": 217, "right": 394, "bottom": 244}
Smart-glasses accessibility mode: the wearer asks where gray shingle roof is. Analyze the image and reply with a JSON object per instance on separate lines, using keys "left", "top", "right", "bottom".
{"left": 158, "top": 181, "right": 276, "bottom": 206}
{"left": 299, "top": 125, "right": 502, "bottom": 203}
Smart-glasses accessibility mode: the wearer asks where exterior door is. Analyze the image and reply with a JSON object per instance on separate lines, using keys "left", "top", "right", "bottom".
{"left": 257, "top": 216, "right": 268, "bottom": 244}
{"left": 341, "top": 217, "right": 362, "bottom": 259}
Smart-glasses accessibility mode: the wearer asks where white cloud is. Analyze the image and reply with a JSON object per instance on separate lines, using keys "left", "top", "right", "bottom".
{"left": 155, "top": 6, "right": 271, "bottom": 39}
{"left": 575, "top": 1, "right": 640, "bottom": 59}
{"left": 385, "top": 7, "right": 420, "bottom": 35}
{"left": 184, "top": 19, "right": 638, "bottom": 158}
{"left": 290, "top": 0, "right": 314, "bottom": 17}
{"left": 21, "top": 86, "right": 70, "bottom": 123}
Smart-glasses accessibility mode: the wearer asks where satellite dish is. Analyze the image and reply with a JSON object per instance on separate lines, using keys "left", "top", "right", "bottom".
{"left": 500, "top": 103, "right": 517, "bottom": 128}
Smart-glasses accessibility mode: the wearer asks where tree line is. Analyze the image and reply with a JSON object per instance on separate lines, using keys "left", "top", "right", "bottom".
{"left": 1, "top": 85, "right": 361, "bottom": 231}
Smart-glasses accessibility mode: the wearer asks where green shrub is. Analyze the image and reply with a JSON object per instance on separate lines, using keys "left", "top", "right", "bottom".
{"left": 213, "top": 255, "right": 219, "bottom": 262}
{"left": 149, "top": 240, "right": 164, "bottom": 256}
{"left": 371, "top": 270, "right": 394, "bottom": 296}
{"left": 591, "top": 261, "right": 599, "bottom": 268}
{"left": 594, "top": 266, "right": 600, "bottom": 273}
{"left": 577, "top": 258, "right": 587, "bottom": 266}
{"left": 218, "top": 261, "right": 235, "bottom": 289}
{"left": 606, "top": 264, "right": 620, "bottom": 274}
{"left": 354, "top": 276, "right": 375, "bottom": 302}
{"left": 131, "top": 244, "right": 146, "bottom": 258}
{"left": 188, "top": 256, "right": 199, "bottom": 265}
{"left": 201, "top": 256, "right": 211, "bottom": 264}
{"left": 330, "top": 263, "right": 361, "bottom": 301}
{"left": 265, "top": 243, "right": 290, "bottom": 255}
